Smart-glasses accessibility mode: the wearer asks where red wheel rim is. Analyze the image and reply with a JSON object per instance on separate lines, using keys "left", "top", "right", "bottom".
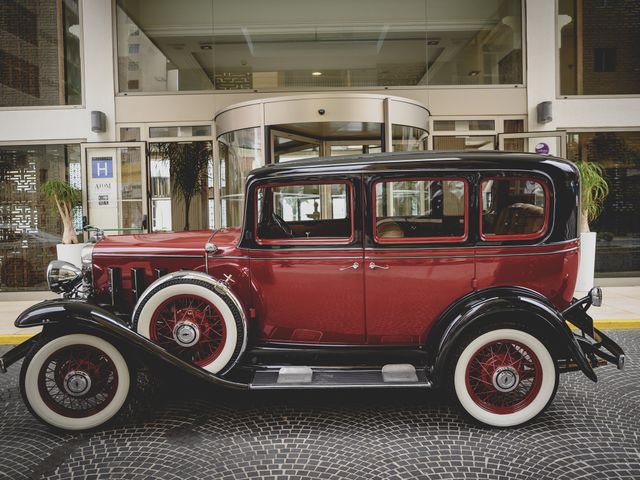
{"left": 150, "top": 294, "right": 227, "bottom": 367}
{"left": 465, "top": 339, "right": 543, "bottom": 414}
{"left": 37, "top": 344, "right": 119, "bottom": 418}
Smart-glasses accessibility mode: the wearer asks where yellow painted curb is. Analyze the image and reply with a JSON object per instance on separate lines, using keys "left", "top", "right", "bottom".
{"left": 0, "top": 333, "right": 36, "bottom": 345}
{"left": 0, "top": 320, "right": 638, "bottom": 345}
{"left": 592, "top": 319, "right": 640, "bottom": 330}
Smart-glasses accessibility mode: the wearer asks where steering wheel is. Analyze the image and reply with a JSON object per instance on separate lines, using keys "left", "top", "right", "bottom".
{"left": 271, "top": 212, "right": 294, "bottom": 238}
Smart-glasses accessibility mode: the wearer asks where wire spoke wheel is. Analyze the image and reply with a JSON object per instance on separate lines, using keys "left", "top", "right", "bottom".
{"left": 453, "top": 328, "right": 557, "bottom": 427}
{"left": 150, "top": 294, "right": 227, "bottom": 367}
{"left": 36, "top": 344, "right": 119, "bottom": 419}
{"left": 465, "top": 340, "right": 542, "bottom": 414}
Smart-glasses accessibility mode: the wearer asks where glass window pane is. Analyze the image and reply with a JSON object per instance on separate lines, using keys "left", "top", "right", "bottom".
{"left": 0, "top": 144, "right": 81, "bottom": 290}
{"left": 149, "top": 125, "right": 211, "bottom": 138}
{"left": 559, "top": 0, "right": 640, "bottom": 95}
{"left": 374, "top": 179, "right": 466, "bottom": 241}
{"left": 433, "top": 120, "right": 496, "bottom": 132}
{"left": 433, "top": 136, "right": 495, "bottom": 150}
{"left": 567, "top": 131, "right": 640, "bottom": 276}
{"left": 115, "top": 0, "right": 522, "bottom": 93}
{"left": 219, "top": 128, "right": 262, "bottom": 227}
{"left": 0, "top": 0, "right": 81, "bottom": 106}
{"left": 481, "top": 178, "right": 547, "bottom": 237}
{"left": 257, "top": 182, "right": 351, "bottom": 240}
{"left": 392, "top": 125, "right": 428, "bottom": 152}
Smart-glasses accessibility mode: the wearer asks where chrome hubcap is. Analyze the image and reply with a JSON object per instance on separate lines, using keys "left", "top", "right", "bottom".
{"left": 173, "top": 320, "right": 200, "bottom": 347}
{"left": 63, "top": 370, "right": 92, "bottom": 396}
{"left": 492, "top": 366, "right": 519, "bottom": 392}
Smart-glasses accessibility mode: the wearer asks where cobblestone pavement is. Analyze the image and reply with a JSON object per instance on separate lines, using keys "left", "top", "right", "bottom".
{"left": 0, "top": 331, "right": 638, "bottom": 480}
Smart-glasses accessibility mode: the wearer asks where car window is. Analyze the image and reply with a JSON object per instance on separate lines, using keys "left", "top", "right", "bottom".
{"left": 374, "top": 178, "right": 467, "bottom": 243}
{"left": 256, "top": 182, "right": 352, "bottom": 242}
{"left": 481, "top": 178, "right": 548, "bottom": 239}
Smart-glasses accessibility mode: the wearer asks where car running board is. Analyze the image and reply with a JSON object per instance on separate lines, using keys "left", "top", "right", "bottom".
{"left": 249, "top": 364, "right": 432, "bottom": 389}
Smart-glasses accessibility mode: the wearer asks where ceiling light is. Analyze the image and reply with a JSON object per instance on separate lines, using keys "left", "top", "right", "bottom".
{"left": 200, "top": 44, "right": 213, "bottom": 50}
{"left": 427, "top": 39, "right": 439, "bottom": 46}
{"left": 312, "top": 71, "right": 322, "bottom": 76}
{"left": 468, "top": 70, "right": 480, "bottom": 76}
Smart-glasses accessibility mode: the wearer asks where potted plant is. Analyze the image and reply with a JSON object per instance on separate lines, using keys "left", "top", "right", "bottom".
{"left": 42, "top": 179, "right": 84, "bottom": 266}
{"left": 156, "top": 142, "right": 211, "bottom": 231}
{"left": 575, "top": 161, "right": 609, "bottom": 291}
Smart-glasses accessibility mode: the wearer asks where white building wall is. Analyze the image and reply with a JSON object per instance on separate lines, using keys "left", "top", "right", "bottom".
{"left": 525, "top": 0, "right": 640, "bottom": 132}
{"left": 0, "top": 0, "right": 117, "bottom": 143}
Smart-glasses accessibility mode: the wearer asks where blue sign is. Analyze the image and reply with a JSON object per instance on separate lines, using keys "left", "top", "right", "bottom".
{"left": 92, "top": 157, "right": 113, "bottom": 178}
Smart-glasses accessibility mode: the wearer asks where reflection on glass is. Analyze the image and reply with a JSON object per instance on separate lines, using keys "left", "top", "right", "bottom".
{"left": 273, "top": 134, "right": 320, "bottom": 162}
{"left": 375, "top": 179, "right": 466, "bottom": 239}
{"left": 257, "top": 183, "right": 350, "bottom": 240}
{"left": 0, "top": 144, "right": 81, "bottom": 290}
{"left": 219, "top": 128, "right": 262, "bottom": 227}
{"left": 567, "top": 131, "right": 640, "bottom": 276}
{"left": 0, "top": 0, "right": 81, "bottom": 106}
{"left": 149, "top": 145, "right": 171, "bottom": 231}
{"left": 392, "top": 125, "right": 428, "bottom": 152}
{"left": 115, "top": 0, "right": 523, "bottom": 93}
{"left": 433, "top": 136, "right": 495, "bottom": 150}
{"left": 558, "top": 0, "right": 640, "bottom": 95}
{"left": 329, "top": 145, "right": 382, "bottom": 156}
{"left": 118, "top": 148, "right": 144, "bottom": 230}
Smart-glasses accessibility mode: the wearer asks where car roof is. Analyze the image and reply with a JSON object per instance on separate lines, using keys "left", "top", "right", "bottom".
{"left": 248, "top": 150, "right": 575, "bottom": 181}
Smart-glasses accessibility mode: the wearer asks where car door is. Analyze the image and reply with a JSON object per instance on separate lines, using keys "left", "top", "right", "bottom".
{"left": 364, "top": 173, "right": 476, "bottom": 344}
{"left": 249, "top": 176, "right": 365, "bottom": 344}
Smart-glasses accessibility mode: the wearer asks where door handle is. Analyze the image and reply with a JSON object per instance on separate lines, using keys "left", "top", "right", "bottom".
{"left": 369, "top": 262, "right": 389, "bottom": 270}
{"left": 339, "top": 262, "right": 359, "bottom": 271}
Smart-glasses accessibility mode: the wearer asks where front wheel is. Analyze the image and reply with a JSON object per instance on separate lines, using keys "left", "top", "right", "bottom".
{"left": 450, "top": 327, "right": 558, "bottom": 427}
{"left": 20, "top": 334, "right": 132, "bottom": 431}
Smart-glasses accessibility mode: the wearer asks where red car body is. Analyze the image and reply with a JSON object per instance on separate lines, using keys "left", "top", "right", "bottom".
{"left": 5, "top": 151, "right": 625, "bottom": 430}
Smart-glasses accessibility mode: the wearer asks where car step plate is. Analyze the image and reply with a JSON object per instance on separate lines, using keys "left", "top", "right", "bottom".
{"left": 250, "top": 364, "right": 430, "bottom": 389}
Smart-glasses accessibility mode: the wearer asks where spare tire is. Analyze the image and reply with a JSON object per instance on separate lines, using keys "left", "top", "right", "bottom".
{"left": 132, "top": 272, "right": 246, "bottom": 375}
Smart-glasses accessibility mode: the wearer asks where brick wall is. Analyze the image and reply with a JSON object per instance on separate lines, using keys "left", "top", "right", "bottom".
{"left": 0, "top": 0, "right": 63, "bottom": 107}
{"left": 582, "top": 0, "right": 640, "bottom": 95}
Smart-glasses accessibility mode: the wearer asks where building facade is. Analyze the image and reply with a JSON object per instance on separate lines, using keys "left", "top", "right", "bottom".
{"left": 0, "top": 0, "right": 639, "bottom": 291}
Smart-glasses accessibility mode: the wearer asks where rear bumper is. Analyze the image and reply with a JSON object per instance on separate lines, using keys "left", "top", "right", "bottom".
{"left": 562, "top": 295, "right": 625, "bottom": 374}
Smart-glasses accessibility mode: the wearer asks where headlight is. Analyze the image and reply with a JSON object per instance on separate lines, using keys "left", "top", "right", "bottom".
{"left": 589, "top": 286, "right": 603, "bottom": 307}
{"left": 81, "top": 243, "right": 94, "bottom": 270}
{"left": 47, "top": 260, "right": 83, "bottom": 293}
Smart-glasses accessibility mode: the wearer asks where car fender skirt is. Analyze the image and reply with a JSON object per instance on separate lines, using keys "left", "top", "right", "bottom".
{"left": 14, "top": 299, "right": 249, "bottom": 390}
{"left": 428, "top": 287, "right": 597, "bottom": 385}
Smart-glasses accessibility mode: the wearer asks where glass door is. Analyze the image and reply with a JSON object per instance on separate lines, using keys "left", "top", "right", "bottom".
{"left": 270, "top": 130, "right": 321, "bottom": 162}
{"left": 498, "top": 131, "right": 567, "bottom": 158}
{"left": 80, "top": 142, "right": 148, "bottom": 234}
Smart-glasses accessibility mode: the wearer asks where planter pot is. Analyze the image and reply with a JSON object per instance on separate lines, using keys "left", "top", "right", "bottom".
{"left": 56, "top": 243, "right": 87, "bottom": 268}
{"left": 575, "top": 232, "right": 597, "bottom": 292}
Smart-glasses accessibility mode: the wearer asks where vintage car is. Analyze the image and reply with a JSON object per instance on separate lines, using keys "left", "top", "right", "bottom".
{"left": 1, "top": 151, "right": 625, "bottom": 431}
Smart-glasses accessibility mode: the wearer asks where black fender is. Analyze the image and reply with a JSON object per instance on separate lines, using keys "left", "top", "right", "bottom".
{"left": 14, "top": 299, "right": 249, "bottom": 390}
{"left": 426, "top": 286, "right": 596, "bottom": 386}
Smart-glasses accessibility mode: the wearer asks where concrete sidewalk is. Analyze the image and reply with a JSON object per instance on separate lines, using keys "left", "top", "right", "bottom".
{"left": 0, "top": 287, "right": 638, "bottom": 344}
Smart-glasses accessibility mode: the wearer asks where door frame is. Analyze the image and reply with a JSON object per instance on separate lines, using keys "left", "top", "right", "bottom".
{"left": 80, "top": 141, "right": 149, "bottom": 233}
{"left": 498, "top": 131, "right": 567, "bottom": 158}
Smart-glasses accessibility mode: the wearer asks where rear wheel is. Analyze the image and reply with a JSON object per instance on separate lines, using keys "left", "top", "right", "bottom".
{"left": 20, "top": 334, "right": 132, "bottom": 431}
{"left": 450, "top": 327, "right": 558, "bottom": 427}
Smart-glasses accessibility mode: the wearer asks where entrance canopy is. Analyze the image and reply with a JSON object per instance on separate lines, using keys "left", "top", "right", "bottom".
{"left": 214, "top": 93, "right": 430, "bottom": 227}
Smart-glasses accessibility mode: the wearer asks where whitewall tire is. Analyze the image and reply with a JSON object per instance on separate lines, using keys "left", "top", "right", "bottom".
{"left": 20, "top": 334, "right": 131, "bottom": 431}
{"left": 452, "top": 328, "right": 558, "bottom": 427}
{"left": 134, "top": 282, "right": 239, "bottom": 374}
